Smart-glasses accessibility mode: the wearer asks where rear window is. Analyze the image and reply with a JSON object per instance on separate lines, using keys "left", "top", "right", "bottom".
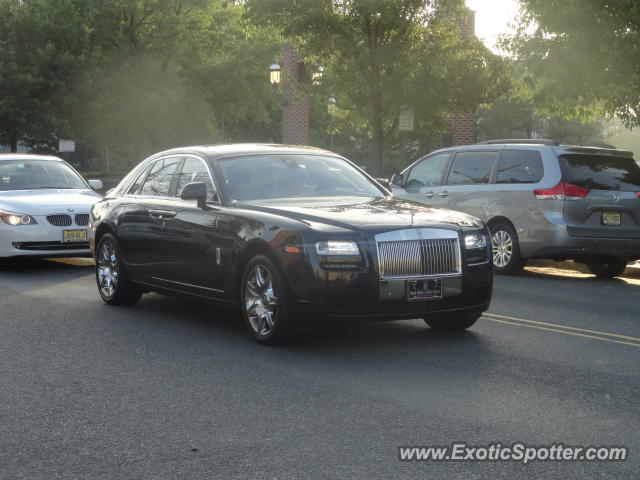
{"left": 560, "top": 154, "right": 640, "bottom": 191}
{"left": 496, "top": 150, "right": 543, "bottom": 184}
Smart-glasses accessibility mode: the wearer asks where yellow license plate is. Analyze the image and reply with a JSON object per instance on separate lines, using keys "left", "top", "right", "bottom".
{"left": 602, "top": 212, "right": 621, "bottom": 226}
{"left": 62, "top": 229, "right": 88, "bottom": 243}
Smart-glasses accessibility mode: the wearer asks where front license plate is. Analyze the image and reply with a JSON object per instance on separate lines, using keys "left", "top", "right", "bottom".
{"left": 407, "top": 279, "right": 442, "bottom": 301}
{"left": 602, "top": 212, "right": 621, "bottom": 226}
{"left": 62, "top": 229, "right": 88, "bottom": 243}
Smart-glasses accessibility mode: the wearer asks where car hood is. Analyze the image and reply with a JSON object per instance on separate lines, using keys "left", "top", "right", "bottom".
{"left": 239, "top": 196, "right": 483, "bottom": 231}
{"left": 0, "top": 189, "right": 101, "bottom": 215}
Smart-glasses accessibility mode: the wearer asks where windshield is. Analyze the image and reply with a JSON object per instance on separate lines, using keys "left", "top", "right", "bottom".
{"left": 218, "top": 154, "right": 383, "bottom": 201}
{"left": 560, "top": 154, "right": 640, "bottom": 191}
{"left": 0, "top": 160, "right": 88, "bottom": 191}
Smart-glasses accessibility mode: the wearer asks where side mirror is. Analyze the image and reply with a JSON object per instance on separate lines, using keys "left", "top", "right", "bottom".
{"left": 180, "top": 182, "right": 208, "bottom": 209}
{"left": 88, "top": 179, "right": 103, "bottom": 190}
{"left": 376, "top": 177, "right": 391, "bottom": 190}
{"left": 390, "top": 173, "right": 404, "bottom": 187}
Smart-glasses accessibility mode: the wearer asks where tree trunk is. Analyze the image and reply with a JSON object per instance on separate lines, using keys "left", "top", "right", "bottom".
{"left": 371, "top": 93, "right": 385, "bottom": 175}
{"left": 10, "top": 138, "right": 18, "bottom": 153}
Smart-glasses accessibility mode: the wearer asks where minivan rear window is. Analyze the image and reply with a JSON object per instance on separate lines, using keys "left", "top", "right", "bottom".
{"left": 560, "top": 154, "right": 640, "bottom": 191}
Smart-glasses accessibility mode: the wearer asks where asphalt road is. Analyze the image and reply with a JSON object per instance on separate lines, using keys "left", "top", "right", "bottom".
{"left": 1, "top": 259, "right": 639, "bottom": 479}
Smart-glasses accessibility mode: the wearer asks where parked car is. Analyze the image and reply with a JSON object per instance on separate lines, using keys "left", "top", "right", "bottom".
{"left": 89, "top": 144, "right": 493, "bottom": 344}
{"left": 0, "top": 154, "right": 103, "bottom": 259}
{"left": 390, "top": 139, "right": 640, "bottom": 278}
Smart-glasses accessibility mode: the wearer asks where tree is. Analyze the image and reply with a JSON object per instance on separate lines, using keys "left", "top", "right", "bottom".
{"left": 0, "top": 0, "right": 96, "bottom": 151}
{"left": 505, "top": 0, "right": 640, "bottom": 127}
{"left": 477, "top": 97, "right": 607, "bottom": 145}
{"left": 248, "top": 0, "right": 509, "bottom": 173}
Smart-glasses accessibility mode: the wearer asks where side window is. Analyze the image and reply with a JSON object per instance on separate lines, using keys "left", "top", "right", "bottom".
{"left": 406, "top": 153, "right": 450, "bottom": 188}
{"left": 496, "top": 150, "right": 544, "bottom": 184}
{"left": 174, "top": 157, "right": 217, "bottom": 201}
{"left": 138, "top": 157, "right": 181, "bottom": 197}
{"left": 127, "top": 163, "right": 155, "bottom": 195}
{"left": 446, "top": 151, "right": 497, "bottom": 185}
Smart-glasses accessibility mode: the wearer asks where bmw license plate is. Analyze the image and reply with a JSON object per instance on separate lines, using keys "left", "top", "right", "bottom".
{"left": 602, "top": 212, "right": 621, "bottom": 226}
{"left": 62, "top": 229, "right": 88, "bottom": 243}
{"left": 407, "top": 279, "right": 442, "bottom": 301}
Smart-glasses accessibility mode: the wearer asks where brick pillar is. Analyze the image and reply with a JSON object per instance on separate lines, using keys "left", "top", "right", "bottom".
{"left": 450, "top": 8, "right": 476, "bottom": 146}
{"left": 450, "top": 112, "right": 476, "bottom": 146}
{"left": 282, "top": 42, "right": 310, "bottom": 145}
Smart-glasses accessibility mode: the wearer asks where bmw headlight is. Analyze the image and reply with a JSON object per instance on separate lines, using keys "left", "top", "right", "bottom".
{"left": 464, "top": 232, "right": 487, "bottom": 250}
{"left": 0, "top": 210, "right": 37, "bottom": 226}
{"left": 316, "top": 241, "right": 359, "bottom": 256}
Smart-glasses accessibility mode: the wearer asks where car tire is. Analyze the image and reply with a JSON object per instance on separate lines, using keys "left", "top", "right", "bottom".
{"left": 586, "top": 260, "right": 628, "bottom": 279}
{"left": 490, "top": 222, "right": 526, "bottom": 275}
{"left": 240, "top": 255, "right": 297, "bottom": 345}
{"left": 95, "top": 233, "right": 142, "bottom": 305}
{"left": 424, "top": 313, "right": 480, "bottom": 331}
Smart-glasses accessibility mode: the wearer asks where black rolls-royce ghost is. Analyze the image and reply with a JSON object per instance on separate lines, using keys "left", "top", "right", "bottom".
{"left": 89, "top": 144, "right": 492, "bottom": 344}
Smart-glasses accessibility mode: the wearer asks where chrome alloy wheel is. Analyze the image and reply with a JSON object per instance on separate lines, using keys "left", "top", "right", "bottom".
{"left": 492, "top": 230, "right": 513, "bottom": 268}
{"left": 244, "top": 264, "right": 278, "bottom": 336}
{"left": 97, "top": 239, "right": 119, "bottom": 298}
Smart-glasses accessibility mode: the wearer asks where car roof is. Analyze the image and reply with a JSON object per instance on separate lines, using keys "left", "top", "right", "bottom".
{"left": 0, "top": 153, "right": 65, "bottom": 162}
{"left": 149, "top": 143, "right": 342, "bottom": 161}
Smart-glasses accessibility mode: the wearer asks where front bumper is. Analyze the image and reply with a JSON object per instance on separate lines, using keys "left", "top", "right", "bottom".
{"left": 292, "top": 262, "right": 493, "bottom": 321}
{"left": 0, "top": 216, "right": 90, "bottom": 258}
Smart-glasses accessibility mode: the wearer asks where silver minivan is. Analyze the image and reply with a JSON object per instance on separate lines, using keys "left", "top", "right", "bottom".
{"left": 390, "top": 140, "right": 640, "bottom": 278}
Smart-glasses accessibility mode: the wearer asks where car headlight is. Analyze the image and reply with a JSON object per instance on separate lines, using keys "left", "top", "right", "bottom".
{"left": 464, "top": 232, "right": 487, "bottom": 250}
{"left": 316, "top": 241, "right": 359, "bottom": 256}
{"left": 0, "top": 210, "right": 37, "bottom": 226}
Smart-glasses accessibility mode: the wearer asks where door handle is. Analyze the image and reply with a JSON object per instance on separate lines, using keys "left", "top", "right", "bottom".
{"left": 424, "top": 191, "right": 434, "bottom": 199}
{"left": 148, "top": 209, "right": 177, "bottom": 219}
{"left": 438, "top": 191, "right": 449, "bottom": 198}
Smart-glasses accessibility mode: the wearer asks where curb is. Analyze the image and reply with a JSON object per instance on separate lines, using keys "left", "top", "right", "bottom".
{"left": 526, "top": 259, "right": 640, "bottom": 279}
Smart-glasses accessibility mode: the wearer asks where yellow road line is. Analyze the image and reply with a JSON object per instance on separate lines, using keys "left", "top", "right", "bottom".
{"left": 484, "top": 317, "right": 640, "bottom": 348}
{"left": 485, "top": 312, "right": 640, "bottom": 342}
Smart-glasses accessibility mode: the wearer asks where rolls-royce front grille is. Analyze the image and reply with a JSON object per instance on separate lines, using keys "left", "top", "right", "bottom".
{"left": 377, "top": 238, "right": 461, "bottom": 278}
{"left": 74, "top": 214, "right": 89, "bottom": 226}
{"left": 47, "top": 214, "right": 72, "bottom": 227}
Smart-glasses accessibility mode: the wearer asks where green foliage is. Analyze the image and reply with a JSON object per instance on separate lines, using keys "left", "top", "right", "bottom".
{"left": 478, "top": 97, "right": 607, "bottom": 146}
{"left": 248, "top": 0, "right": 510, "bottom": 174}
{"left": 0, "top": 0, "right": 281, "bottom": 168}
{"left": 504, "top": 0, "right": 640, "bottom": 127}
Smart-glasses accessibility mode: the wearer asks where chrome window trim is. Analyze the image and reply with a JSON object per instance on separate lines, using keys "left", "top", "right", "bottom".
{"left": 175, "top": 154, "right": 221, "bottom": 205}
{"left": 123, "top": 154, "right": 220, "bottom": 204}
{"left": 123, "top": 155, "right": 183, "bottom": 199}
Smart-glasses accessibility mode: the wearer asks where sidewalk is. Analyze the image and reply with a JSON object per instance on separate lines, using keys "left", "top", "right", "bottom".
{"left": 527, "top": 259, "right": 640, "bottom": 279}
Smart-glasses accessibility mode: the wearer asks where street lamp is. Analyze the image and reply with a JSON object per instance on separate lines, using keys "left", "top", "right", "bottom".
{"left": 312, "top": 66, "right": 324, "bottom": 87}
{"left": 269, "top": 62, "right": 281, "bottom": 86}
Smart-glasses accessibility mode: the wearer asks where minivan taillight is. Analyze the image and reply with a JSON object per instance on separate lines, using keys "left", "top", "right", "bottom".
{"left": 636, "top": 192, "right": 640, "bottom": 198}
{"left": 534, "top": 182, "right": 590, "bottom": 200}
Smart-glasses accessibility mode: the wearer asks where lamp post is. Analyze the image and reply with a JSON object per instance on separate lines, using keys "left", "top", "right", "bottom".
{"left": 269, "top": 42, "right": 311, "bottom": 145}
{"left": 269, "top": 62, "right": 281, "bottom": 88}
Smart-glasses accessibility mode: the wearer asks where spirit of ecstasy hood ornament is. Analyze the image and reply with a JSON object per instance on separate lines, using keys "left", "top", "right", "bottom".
{"left": 409, "top": 209, "right": 416, "bottom": 226}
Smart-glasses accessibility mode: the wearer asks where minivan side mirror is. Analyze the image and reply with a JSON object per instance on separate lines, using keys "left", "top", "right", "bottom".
{"left": 180, "top": 182, "right": 208, "bottom": 209}
{"left": 88, "top": 179, "right": 103, "bottom": 190}
{"left": 390, "top": 173, "right": 404, "bottom": 187}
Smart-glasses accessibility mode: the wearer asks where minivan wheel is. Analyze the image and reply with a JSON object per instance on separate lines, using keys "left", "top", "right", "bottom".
{"left": 586, "top": 260, "right": 628, "bottom": 279}
{"left": 424, "top": 313, "right": 480, "bottom": 331}
{"left": 95, "top": 233, "right": 142, "bottom": 305}
{"left": 490, "top": 222, "right": 526, "bottom": 275}
{"left": 240, "top": 255, "right": 296, "bottom": 345}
